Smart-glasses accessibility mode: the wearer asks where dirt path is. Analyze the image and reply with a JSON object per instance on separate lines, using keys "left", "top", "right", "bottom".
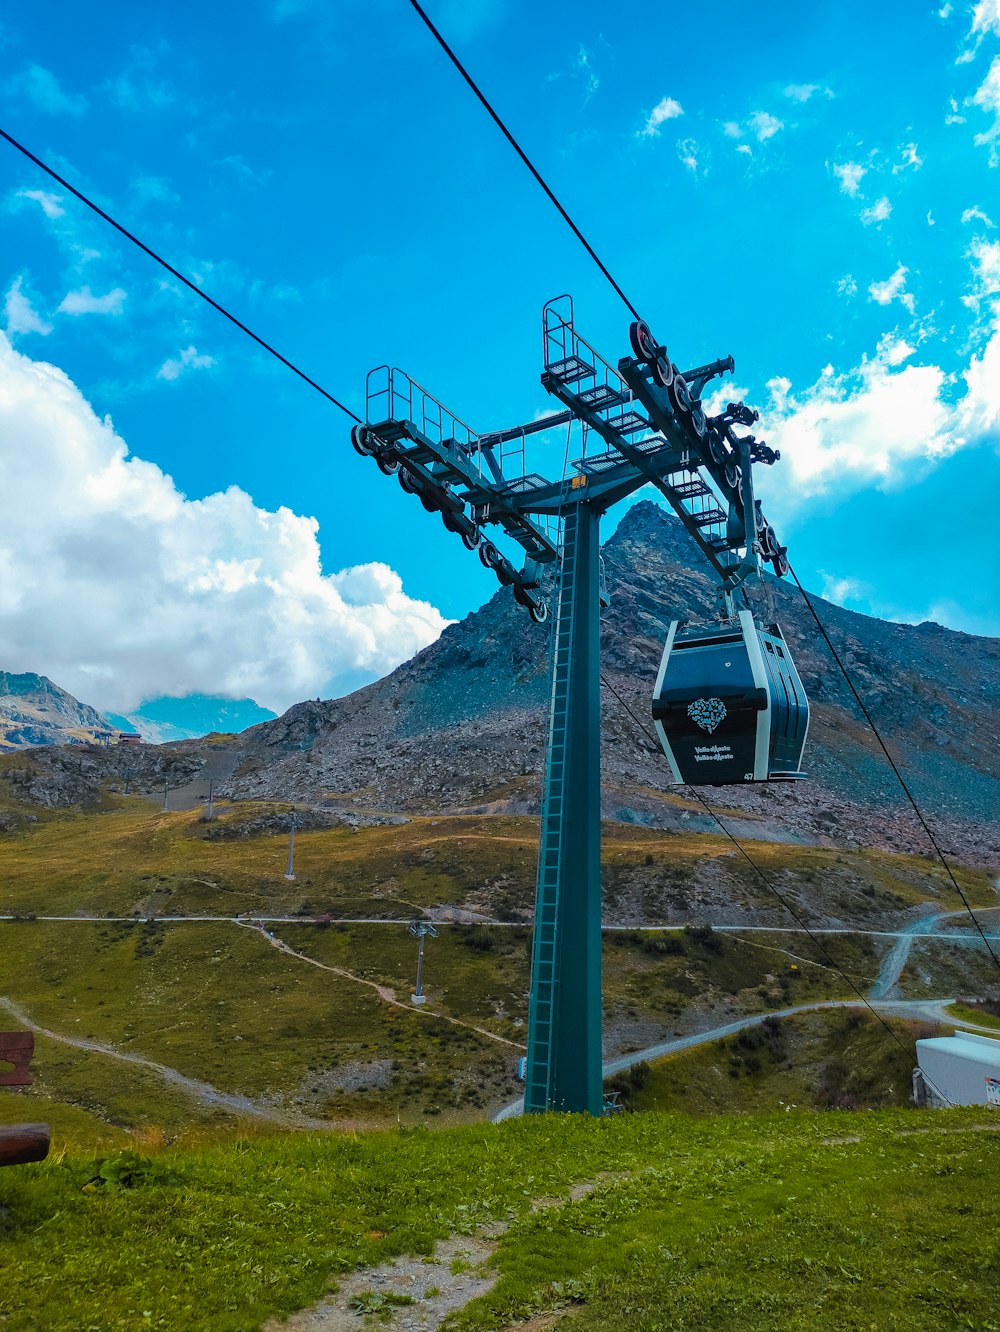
{"left": 239, "top": 922, "right": 526, "bottom": 1052}
{"left": 0, "top": 994, "right": 324, "bottom": 1128}
{"left": 263, "top": 1177, "right": 611, "bottom": 1332}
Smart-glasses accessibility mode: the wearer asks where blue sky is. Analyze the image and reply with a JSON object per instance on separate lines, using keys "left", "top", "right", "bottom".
{"left": 0, "top": 0, "right": 998, "bottom": 713}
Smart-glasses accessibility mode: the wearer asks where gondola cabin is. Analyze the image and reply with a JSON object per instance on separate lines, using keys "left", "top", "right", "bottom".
{"left": 652, "top": 609, "right": 808, "bottom": 785}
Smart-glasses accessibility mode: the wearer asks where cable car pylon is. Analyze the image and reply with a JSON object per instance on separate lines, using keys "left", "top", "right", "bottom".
{"left": 353, "top": 295, "right": 802, "bottom": 1115}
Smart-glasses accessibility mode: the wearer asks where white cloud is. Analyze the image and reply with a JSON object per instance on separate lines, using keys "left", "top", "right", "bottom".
{"left": 832, "top": 161, "right": 866, "bottom": 196}
{"left": 971, "top": 0, "right": 1000, "bottom": 37}
{"left": 971, "top": 56, "right": 1000, "bottom": 163}
{"left": 16, "top": 189, "right": 64, "bottom": 219}
{"left": 837, "top": 275, "right": 858, "bottom": 296}
{"left": 0, "top": 335, "right": 450, "bottom": 713}
{"left": 820, "top": 572, "right": 866, "bottom": 606}
{"left": 576, "top": 45, "right": 599, "bottom": 99}
{"left": 946, "top": 97, "right": 966, "bottom": 125}
{"left": 860, "top": 195, "right": 892, "bottom": 226}
{"left": 927, "top": 210, "right": 936, "bottom": 226}
{"left": 4, "top": 277, "right": 51, "bottom": 336}
{"left": 962, "top": 205, "right": 995, "bottom": 225}
{"left": 784, "top": 83, "right": 819, "bottom": 102}
{"left": 676, "top": 138, "right": 701, "bottom": 173}
{"left": 6, "top": 64, "right": 86, "bottom": 115}
{"left": 875, "top": 332, "right": 915, "bottom": 365}
{"left": 763, "top": 350, "right": 950, "bottom": 496}
{"left": 892, "top": 142, "right": 923, "bottom": 172}
{"left": 57, "top": 286, "right": 127, "bottom": 316}
{"left": 966, "top": 236, "right": 1000, "bottom": 303}
{"left": 761, "top": 296, "right": 1000, "bottom": 505}
{"left": 722, "top": 120, "right": 742, "bottom": 138}
{"left": 748, "top": 110, "right": 783, "bottom": 141}
{"left": 958, "top": 310, "right": 1000, "bottom": 434}
{"left": 868, "top": 264, "right": 915, "bottom": 313}
{"left": 638, "top": 95, "right": 684, "bottom": 137}
{"left": 157, "top": 345, "right": 215, "bottom": 381}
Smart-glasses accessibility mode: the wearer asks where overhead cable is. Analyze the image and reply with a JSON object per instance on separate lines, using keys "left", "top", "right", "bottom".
{"left": 0, "top": 126, "right": 361, "bottom": 423}
{"left": 405, "top": 0, "right": 642, "bottom": 323}
{"left": 789, "top": 564, "right": 1000, "bottom": 975}
{"left": 598, "top": 669, "right": 952, "bottom": 1096}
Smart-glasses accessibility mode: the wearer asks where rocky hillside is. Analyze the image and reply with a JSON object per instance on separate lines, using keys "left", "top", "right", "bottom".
{"left": 225, "top": 503, "right": 999, "bottom": 867}
{"left": 0, "top": 671, "right": 113, "bottom": 748}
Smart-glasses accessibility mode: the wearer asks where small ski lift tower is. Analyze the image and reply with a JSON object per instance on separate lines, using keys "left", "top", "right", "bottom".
{"left": 352, "top": 296, "right": 796, "bottom": 1115}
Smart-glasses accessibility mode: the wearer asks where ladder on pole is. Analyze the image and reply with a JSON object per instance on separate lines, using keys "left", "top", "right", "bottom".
{"left": 524, "top": 505, "right": 579, "bottom": 1111}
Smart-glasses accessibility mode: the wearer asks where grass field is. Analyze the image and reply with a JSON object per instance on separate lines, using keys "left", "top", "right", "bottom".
{"left": 0, "top": 917, "right": 899, "bottom": 1134}
{"left": 0, "top": 1108, "right": 997, "bottom": 1331}
{"left": 0, "top": 801, "right": 992, "bottom": 923}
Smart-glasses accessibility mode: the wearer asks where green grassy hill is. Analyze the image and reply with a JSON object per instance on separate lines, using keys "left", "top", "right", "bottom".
{"left": 1, "top": 799, "right": 997, "bottom": 1136}
{"left": 1, "top": 1109, "right": 998, "bottom": 1331}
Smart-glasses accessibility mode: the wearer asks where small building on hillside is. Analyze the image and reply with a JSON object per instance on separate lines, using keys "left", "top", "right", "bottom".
{"left": 914, "top": 1030, "right": 1000, "bottom": 1108}
{"left": 117, "top": 731, "right": 142, "bottom": 745}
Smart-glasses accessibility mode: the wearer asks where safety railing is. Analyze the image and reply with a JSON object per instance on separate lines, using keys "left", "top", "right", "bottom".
{"left": 365, "top": 365, "right": 478, "bottom": 453}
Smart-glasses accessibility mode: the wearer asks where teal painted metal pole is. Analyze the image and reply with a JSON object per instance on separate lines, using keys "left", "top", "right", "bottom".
{"left": 525, "top": 498, "right": 603, "bottom": 1115}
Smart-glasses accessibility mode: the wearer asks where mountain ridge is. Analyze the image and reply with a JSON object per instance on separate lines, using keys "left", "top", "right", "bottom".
{"left": 224, "top": 502, "right": 999, "bottom": 866}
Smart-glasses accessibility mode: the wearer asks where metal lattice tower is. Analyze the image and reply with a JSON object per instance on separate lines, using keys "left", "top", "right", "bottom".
{"left": 354, "top": 296, "right": 789, "bottom": 1114}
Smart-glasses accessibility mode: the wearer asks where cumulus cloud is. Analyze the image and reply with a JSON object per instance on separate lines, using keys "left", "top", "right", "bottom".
{"left": 4, "top": 277, "right": 51, "bottom": 336}
{"left": 972, "top": 0, "right": 1000, "bottom": 34}
{"left": 869, "top": 264, "right": 915, "bottom": 313}
{"left": 16, "top": 189, "right": 64, "bottom": 219}
{"left": 836, "top": 275, "right": 858, "bottom": 296}
{"left": 748, "top": 110, "right": 783, "bottom": 141}
{"left": 971, "top": 56, "right": 1000, "bottom": 163}
{"left": 832, "top": 161, "right": 866, "bottom": 196}
{"left": 5, "top": 64, "right": 86, "bottom": 115}
{"left": 860, "top": 195, "right": 892, "bottom": 226}
{"left": 157, "top": 345, "right": 214, "bottom": 380}
{"left": 761, "top": 311, "right": 1000, "bottom": 502}
{"left": 57, "top": 286, "right": 127, "bottom": 316}
{"left": 964, "top": 235, "right": 1000, "bottom": 306}
{"left": 638, "top": 95, "right": 684, "bottom": 137}
{"left": 0, "top": 335, "right": 450, "bottom": 714}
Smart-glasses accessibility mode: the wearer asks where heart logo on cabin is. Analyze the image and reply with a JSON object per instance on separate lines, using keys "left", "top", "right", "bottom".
{"left": 687, "top": 697, "right": 727, "bottom": 733}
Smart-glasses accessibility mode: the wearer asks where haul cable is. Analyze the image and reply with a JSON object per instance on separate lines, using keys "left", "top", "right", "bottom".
{"left": 599, "top": 669, "right": 954, "bottom": 1102}
{"left": 405, "top": 0, "right": 641, "bottom": 323}
{"left": 408, "top": 0, "right": 999, "bottom": 978}
{"left": 0, "top": 126, "right": 361, "bottom": 424}
{"left": 789, "top": 564, "right": 1000, "bottom": 976}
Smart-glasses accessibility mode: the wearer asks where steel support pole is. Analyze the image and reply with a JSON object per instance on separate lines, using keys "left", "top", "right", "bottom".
{"left": 525, "top": 498, "right": 603, "bottom": 1115}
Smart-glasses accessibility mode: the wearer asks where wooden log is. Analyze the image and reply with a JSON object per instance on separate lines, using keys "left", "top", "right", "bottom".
{"left": 0, "top": 1032, "right": 34, "bottom": 1087}
{"left": 0, "top": 1123, "right": 51, "bottom": 1167}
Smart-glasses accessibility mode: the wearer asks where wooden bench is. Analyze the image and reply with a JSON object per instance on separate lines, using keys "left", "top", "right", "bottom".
{"left": 0, "top": 1032, "right": 50, "bottom": 1166}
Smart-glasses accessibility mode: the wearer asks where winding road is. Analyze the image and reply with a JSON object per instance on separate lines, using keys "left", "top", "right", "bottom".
{"left": 492, "top": 996, "right": 1000, "bottom": 1121}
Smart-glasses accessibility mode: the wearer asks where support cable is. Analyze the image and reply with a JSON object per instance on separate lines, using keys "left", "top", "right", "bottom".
{"left": 788, "top": 564, "right": 1000, "bottom": 976}
{"left": 408, "top": 0, "right": 995, "bottom": 980}
{"left": 405, "top": 0, "right": 642, "bottom": 323}
{"left": 0, "top": 127, "right": 361, "bottom": 424}
{"left": 598, "top": 670, "right": 953, "bottom": 1098}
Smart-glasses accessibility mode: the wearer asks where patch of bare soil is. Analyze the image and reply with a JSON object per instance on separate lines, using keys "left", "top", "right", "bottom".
{"left": 264, "top": 1177, "right": 620, "bottom": 1331}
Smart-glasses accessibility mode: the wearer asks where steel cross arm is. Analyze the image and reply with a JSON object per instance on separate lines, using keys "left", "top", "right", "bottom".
{"left": 619, "top": 360, "right": 786, "bottom": 584}
{"left": 474, "top": 409, "right": 576, "bottom": 450}
{"left": 502, "top": 445, "right": 687, "bottom": 516}
{"left": 539, "top": 374, "right": 736, "bottom": 581}
{"left": 369, "top": 417, "right": 560, "bottom": 563}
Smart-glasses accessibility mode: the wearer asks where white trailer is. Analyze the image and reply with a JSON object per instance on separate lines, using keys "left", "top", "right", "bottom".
{"left": 915, "top": 1030, "right": 1000, "bottom": 1108}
